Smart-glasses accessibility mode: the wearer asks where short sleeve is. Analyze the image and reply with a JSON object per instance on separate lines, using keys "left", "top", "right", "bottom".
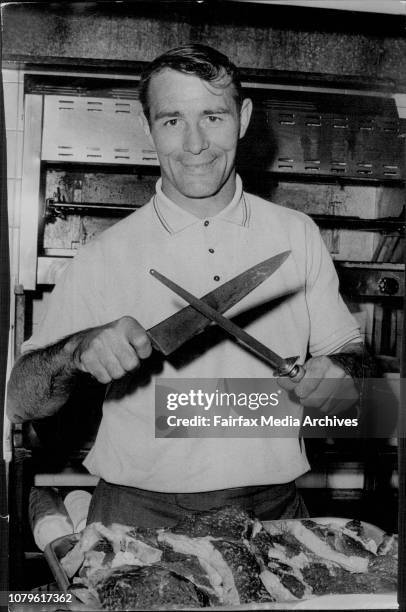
{"left": 305, "top": 219, "right": 361, "bottom": 356}
{"left": 22, "top": 243, "right": 106, "bottom": 353}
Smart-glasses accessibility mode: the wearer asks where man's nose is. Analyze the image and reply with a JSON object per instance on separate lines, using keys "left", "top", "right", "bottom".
{"left": 183, "top": 124, "right": 209, "bottom": 154}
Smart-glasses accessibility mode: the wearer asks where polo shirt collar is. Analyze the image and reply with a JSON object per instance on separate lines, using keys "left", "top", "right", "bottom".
{"left": 153, "top": 175, "right": 250, "bottom": 235}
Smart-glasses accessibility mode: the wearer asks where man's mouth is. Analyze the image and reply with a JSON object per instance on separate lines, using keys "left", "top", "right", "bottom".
{"left": 181, "top": 159, "right": 217, "bottom": 172}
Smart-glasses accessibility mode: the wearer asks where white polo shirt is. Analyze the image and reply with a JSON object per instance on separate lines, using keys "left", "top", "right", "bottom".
{"left": 23, "top": 176, "right": 361, "bottom": 492}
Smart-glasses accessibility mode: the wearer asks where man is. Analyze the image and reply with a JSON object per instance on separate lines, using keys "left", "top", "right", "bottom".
{"left": 7, "top": 44, "right": 365, "bottom": 527}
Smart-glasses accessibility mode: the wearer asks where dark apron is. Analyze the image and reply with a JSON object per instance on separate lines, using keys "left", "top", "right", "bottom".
{"left": 87, "top": 479, "right": 308, "bottom": 528}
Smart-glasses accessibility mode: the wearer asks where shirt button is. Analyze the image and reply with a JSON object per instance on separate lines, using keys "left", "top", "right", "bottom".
{"left": 204, "top": 220, "right": 210, "bottom": 227}
{"left": 213, "top": 275, "right": 220, "bottom": 281}
{"left": 208, "top": 248, "right": 215, "bottom": 254}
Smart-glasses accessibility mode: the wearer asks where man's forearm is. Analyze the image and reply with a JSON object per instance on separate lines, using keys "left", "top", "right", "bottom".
{"left": 329, "top": 342, "right": 379, "bottom": 382}
{"left": 7, "top": 337, "right": 79, "bottom": 423}
{"left": 7, "top": 315, "right": 152, "bottom": 423}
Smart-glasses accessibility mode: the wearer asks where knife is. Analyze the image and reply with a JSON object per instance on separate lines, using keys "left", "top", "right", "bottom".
{"left": 147, "top": 251, "right": 290, "bottom": 355}
{"left": 150, "top": 268, "right": 305, "bottom": 381}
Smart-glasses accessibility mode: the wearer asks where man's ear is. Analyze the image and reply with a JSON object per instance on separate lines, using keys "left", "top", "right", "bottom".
{"left": 239, "top": 98, "right": 253, "bottom": 139}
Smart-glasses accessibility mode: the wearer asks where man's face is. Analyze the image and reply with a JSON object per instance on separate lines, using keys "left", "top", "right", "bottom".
{"left": 144, "top": 69, "right": 252, "bottom": 212}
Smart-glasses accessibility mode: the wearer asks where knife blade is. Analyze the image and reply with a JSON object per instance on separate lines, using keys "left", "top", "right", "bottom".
{"left": 150, "top": 268, "right": 305, "bottom": 381}
{"left": 147, "top": 251, "right": 290, "bottom": 355}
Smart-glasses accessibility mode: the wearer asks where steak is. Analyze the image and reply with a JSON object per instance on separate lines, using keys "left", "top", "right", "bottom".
{"left": 157, "top": 530, "right": 240, "bottom": 604}
{"left": 63, "top": 508, "right": 398, "bottom": 609}
{"left": 301, "top": 520, "right": 376, "bottom": 559}
{"left": 160, "top": 546, "right": 220, "bottom": 605}
{"left": 303, "top": 561, "right": 398, "bottom": 595}
{"left": 279, "top": 520, "right": 369, "bottom": 572}
{"left": 211, "top": 539, "right": 271, "bottom": 603}
{"left": 96, "top": 565, "right": 206, "bottom": 610}
{"left": 172, "top": 505, "right": 254, "bottom": 539}
{"left": 251, "top": 525, "right": 313, "bottom": 601}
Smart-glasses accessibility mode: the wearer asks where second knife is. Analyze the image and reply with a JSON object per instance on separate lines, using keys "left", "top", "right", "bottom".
{"left": 150, "top": 268, "right": 305, "bottom": 380}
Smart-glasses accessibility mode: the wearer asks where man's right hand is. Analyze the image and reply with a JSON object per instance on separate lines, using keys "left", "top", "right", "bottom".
{"left": 66, "top": 316, "right": 152, "bottom": 384}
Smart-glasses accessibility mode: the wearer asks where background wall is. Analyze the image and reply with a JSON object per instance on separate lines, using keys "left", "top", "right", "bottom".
{"left": 2, "top": 1, "right": 406, "bottom": 86}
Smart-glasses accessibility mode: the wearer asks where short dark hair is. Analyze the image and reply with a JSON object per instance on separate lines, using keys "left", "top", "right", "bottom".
{"left": 139, "top": 44, "right": 243, "bottom": 122}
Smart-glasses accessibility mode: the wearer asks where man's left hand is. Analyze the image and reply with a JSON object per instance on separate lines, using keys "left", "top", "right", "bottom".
{"left": 277, "top": 355, "right": 359, "bottom": 414}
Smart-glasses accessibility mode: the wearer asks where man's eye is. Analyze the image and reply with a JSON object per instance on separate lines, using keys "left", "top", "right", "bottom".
{"left": 164, "top": 118, "right": 179, "bottom": 127}
{"left": 207, "top": 115, "right": 221, "bottom": 123}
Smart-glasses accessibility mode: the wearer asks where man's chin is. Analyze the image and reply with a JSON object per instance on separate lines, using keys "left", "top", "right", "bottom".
{"left": 177, "top": 180, "right": 223, "bottom": 200}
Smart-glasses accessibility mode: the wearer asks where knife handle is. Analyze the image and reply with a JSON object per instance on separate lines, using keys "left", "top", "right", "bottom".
{"left": 288, "top": 363, "right": 306, "bottom": 382}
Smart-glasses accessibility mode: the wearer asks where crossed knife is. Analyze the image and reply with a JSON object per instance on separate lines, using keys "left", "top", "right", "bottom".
{"left": 147, "top": 251, "right": 304, "bottom": 381}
